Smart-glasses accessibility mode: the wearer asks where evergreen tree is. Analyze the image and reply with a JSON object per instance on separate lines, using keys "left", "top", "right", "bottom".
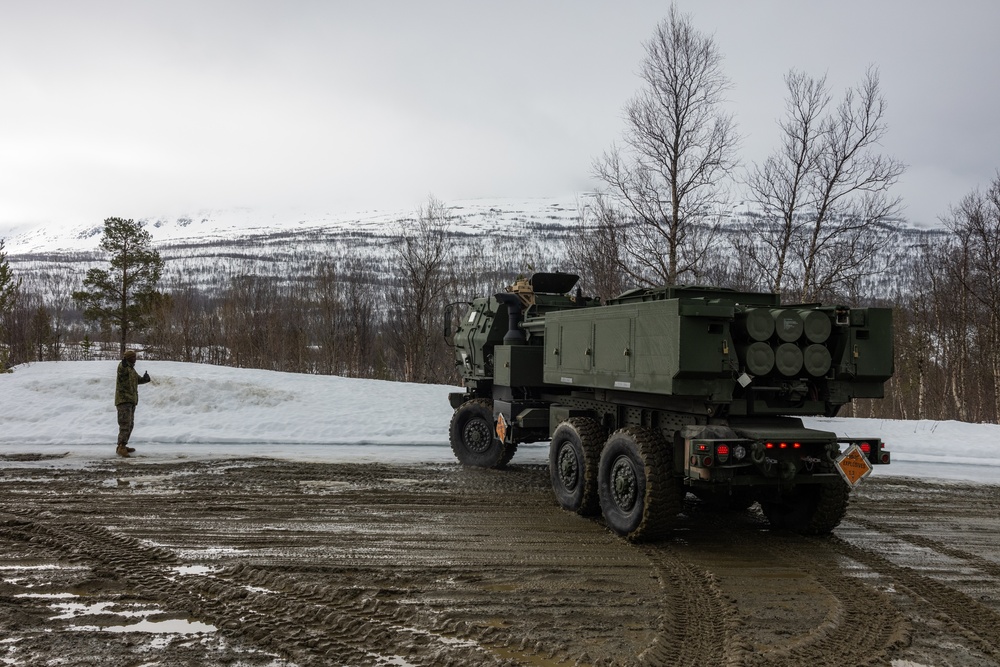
{"left": 73, "top": 217, "right": 165, "bottom": 355}
{"left": 0, "top": 239, "right": 19, "bottom": 315}
{"left": 0, "top": 239, "right": 21, "bottom": 371}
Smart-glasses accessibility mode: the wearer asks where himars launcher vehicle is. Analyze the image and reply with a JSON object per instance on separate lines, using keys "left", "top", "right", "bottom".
{"left": 446, "top": 273, "right": 893, "bottom": 542}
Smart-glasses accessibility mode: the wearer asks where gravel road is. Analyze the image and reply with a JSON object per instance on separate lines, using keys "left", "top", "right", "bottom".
{"left": 1, "top": 454, "right": 998, "bottom": 666}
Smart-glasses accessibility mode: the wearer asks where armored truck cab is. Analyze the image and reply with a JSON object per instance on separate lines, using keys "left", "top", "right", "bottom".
{"left": 447, "top": 273, "right": 892, "bottom": 541}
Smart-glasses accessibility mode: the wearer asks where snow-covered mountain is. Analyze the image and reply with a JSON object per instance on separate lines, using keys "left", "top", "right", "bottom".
{"left": 0, "top": 197, "right": 592, "bottom": 255}
{"left": 2, "top": 196, "right": 947, "bottom": 301}
{"left": 2, "top": 197, "right": 594, "bottom": 298}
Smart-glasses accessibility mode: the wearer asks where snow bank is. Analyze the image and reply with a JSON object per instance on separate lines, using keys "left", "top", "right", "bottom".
{"left": 1, "top": 361, "right": 997, "bottom": 483}
{"left": 0, "top": 360, "right": 457, "bottom": 446}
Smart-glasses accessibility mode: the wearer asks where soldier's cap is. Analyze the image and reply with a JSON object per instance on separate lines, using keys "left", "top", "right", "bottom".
{"left": 123, "top": 350, "right": 137, "bottom": 361}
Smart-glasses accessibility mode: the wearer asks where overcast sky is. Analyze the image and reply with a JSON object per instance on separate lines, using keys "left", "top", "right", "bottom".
{"left": 1, "top": 1, "right": 998, "bottom": 230}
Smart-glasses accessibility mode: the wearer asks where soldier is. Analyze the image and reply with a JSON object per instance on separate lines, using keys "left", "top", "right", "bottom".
{"left": 115, "top": 349, "right": 151, "bottom": 458}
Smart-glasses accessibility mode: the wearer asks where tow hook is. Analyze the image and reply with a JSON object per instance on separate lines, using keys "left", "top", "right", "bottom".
{"left": 802, "top": 456, "right": 823, "bottom": 472}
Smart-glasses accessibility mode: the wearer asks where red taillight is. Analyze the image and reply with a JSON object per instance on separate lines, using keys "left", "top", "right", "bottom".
{"left": 779, "top": 442, "right": 788, "bottom": 449}
{"left": 702, "top": 456, "right": 713, "bottom": 467}
{"left": 716, "top": 444, "right": 730, "bottom": 456}
{"left": 881, "top": 452, "right": 890, "bottom": 464}
{"left": 793, "top": 442, "right": 801, "bottom": 449}
{"left": 765, "top": 442, "right": 774, "bottom": 449}
{"left": 860, "top": 442, "right": 872, "bottom": 454}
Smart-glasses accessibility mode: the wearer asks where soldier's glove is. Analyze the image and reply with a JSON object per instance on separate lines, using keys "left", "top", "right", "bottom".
{"left": 143, "top": 371, "right": 151, "bottom": 381}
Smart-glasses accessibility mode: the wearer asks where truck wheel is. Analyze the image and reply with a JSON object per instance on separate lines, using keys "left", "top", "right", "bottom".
{"left": 760, "top": 480, "right": 850, "bottom": 535}
{"left": 449, "top": 399, "right": 516, "bottom": 468}
{"left": 549, "top": 418, "right": 605, "bottom": 516}
{"left": 598, "top": 426, "right": 682, "bottom": 542}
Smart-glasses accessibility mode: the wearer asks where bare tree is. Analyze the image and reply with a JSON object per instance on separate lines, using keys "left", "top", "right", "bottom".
{"left": 741, "top": 71, "right": 829, "bottom": 294}
{"left": 393, "top": 196, "right": 456, "bottom": 383}
{"left": 943, "top": 174, "right": 1000, "bottom": 421}
{"left": 742, "top": 67, "right": 904, "bottom": 301}
{"left": 593, "top": 4, "right": 739, "bottom": 286}
{"left": 565, "top": 194, "right": 628, "bottom": 302}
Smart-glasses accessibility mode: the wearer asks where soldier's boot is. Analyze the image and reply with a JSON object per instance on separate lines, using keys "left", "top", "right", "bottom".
{"left": 116, "top": 445, "right": 131, "bottom": 458}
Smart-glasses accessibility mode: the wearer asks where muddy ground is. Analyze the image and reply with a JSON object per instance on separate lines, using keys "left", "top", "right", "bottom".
{"left": 1, "top": 455, "right": 998, "bottom": 667}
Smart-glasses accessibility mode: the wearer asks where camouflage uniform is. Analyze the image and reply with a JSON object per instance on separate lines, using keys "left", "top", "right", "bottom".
{"left": 115, "top": 350, "right": 150, "bottom": 457}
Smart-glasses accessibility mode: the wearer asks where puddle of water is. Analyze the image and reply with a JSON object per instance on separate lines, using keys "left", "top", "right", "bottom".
{"left": 394, "top": 625, "right": 478, "bottom": 648}
{"left": 371, "top": 653, "right": 417, "bottom": 667}
{"left": 69, "top": 618, "right": 217, "bottom": 634}
{"left": 0, "top": 564, "right": 86, "bottom": 571}
{"left": 175, "top": 547, "right": 248, "bottom": 559}
{"left": 244, "top": 585, "right": 276, "bottom": 594}
{"left": 171, "top": 565, "right": 218, "bottom": 576}
{"left": 24, "top": 594, "right": 215, "bottom": 637}
{"left": 50, "top": 601, "right": 156, "bottom": 620}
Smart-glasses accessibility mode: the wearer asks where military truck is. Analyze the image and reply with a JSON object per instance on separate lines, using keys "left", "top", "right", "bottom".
{"left": 446, "top": 273, "right": 892, "bottom": 541}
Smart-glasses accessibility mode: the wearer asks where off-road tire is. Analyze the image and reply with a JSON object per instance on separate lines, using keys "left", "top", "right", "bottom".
{"left": 549, "top": 418, "right": 605, "bottom": 516}
{"left": 597, "top": 426, "right": 682, "bottom": 542}
{"left": 760, "top": 479, "right": 850, "bottom": 535}
{"left": 449, "top": 399, "right": 516, "bottom": 468}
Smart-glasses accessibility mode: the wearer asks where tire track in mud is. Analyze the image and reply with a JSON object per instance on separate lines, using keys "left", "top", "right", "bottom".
{"left": 668, "top": 505, "right": 909, "bottom": 667}
{"left": 5, "top": 461, "right": 998, "bottom": 666}
{"left": 0, "top": 507, "right": 512, "bottom": 666}
{"left": 828, "top": 532, "right": 1000, "bottom": 663}
{"left": 637, "top": 545, "right": 748, "bottom": 667}
{"left": 754, "top": 535, "right": 909, "bottom": 667}
{"left": 850, "top": 515, "right": 1000, "bottom": 580}
{"left": 1, "top": 462, "right": 664, "bottom": 666}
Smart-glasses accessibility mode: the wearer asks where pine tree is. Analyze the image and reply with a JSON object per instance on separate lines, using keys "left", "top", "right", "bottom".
{"left": 73, "top": 217, "right": 165, "bottom": 355}
{"left": 0, "top": 239, "right": 21, "bottom": 371}
{"left": 0, "top": 239, "right": 19, "bottom": 315}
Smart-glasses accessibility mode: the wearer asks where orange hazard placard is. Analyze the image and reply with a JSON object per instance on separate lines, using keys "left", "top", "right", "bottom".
{"left": 836, "top": 444, "right": 873, "bottom": 487}
{"left": 495, "top": 414, "right": 507, "bottom": 443}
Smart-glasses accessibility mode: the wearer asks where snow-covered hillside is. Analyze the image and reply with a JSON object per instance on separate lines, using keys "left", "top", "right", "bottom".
{"left": 1, "top": 197, "right": 598, "bottom": 299}
{"left": 0, "top": 197, "right": 591, "bottom": 255}
{"left": 1, "top": 196, "right": 946, "bottom": 301}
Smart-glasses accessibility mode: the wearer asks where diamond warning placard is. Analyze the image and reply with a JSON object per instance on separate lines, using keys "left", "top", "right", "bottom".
{"left": 495, "top": 413, "right": 507, "bottom": 443}
{"left": 835, "top": 444, "right": 873, "bottom": 487}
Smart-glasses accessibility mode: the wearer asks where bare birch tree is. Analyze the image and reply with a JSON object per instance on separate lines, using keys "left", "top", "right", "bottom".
{"left": 742, "top": 67, "right": 905, "bottom": 301}
{"left": 594, "top": 4, "right": 738, "bottom": 286}
{"left": 565, "top": 194, "right": 628, "bottom": 302}
{"left": 393, "top": 196, "right": 455, "bottom": 383}
{"left": 944, "top": 174, "right": 1000, "bottom": 422}
{"left": 740, "top": 71, "right": 829, "bottom": 294}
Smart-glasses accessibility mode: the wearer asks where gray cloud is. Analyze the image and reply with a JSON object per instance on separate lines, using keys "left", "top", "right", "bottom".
{"left": 1, "top": 0, "right": 997, "bottom": 228}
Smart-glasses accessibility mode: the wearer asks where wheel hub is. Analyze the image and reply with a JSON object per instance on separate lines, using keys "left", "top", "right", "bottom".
{"left": 610, "top": 455, "right": 638, "bottom": 511}
{"left": 463, "top": 418, "right": 493, "bottom": 454}
{"left": 557, "top": 444, "right": 580, "bottom": 491}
